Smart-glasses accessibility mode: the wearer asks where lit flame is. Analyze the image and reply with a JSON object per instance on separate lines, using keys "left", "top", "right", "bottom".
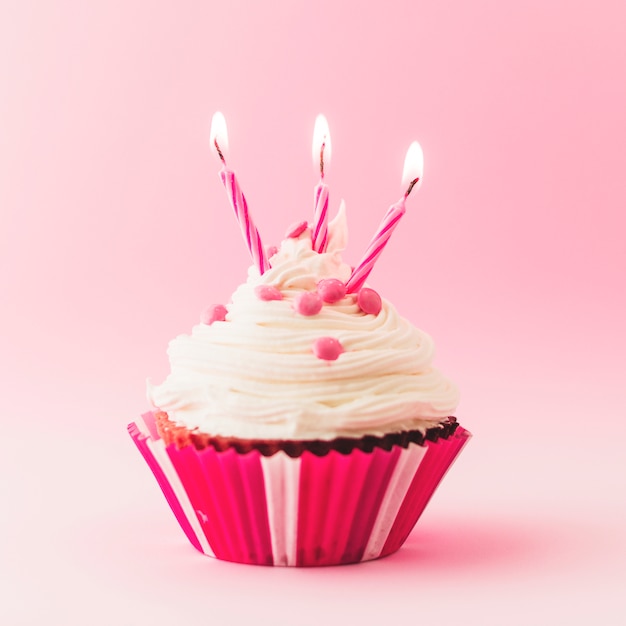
{"left": 312, "top": 114, "right": 332, "bottom": 174}
{"left": 401, "top": 141, "right": 424, "bottom": 191}
{"left": 210, "top": 111, "right": 229, "bottom": 161}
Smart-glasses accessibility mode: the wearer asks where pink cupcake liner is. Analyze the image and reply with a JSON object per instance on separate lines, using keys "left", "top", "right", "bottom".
{"left": 128, "top": 412, "right": 471, "bottom": 566}
{"left": 128, "top": 419, "right": 208, "bottom": 555}
{"left": 380, "top": 427, "right": 470, "bottom": 558}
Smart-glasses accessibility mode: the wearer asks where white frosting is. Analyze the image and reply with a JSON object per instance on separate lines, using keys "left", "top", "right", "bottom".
{"left": 148, "top": 208, "right": 459, "bottom": 440}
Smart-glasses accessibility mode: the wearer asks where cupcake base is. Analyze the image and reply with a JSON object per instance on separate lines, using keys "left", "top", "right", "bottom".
{"left": 128, "top": 412, "right": 471, "bottom": 566}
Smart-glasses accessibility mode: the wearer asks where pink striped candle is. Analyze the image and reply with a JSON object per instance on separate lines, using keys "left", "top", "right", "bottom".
{"left": 346, "top": 141, "right": 424, "bottom": 293}
{"left": 311, "top": 114, "right": 331, "bottom": 253}
{"left": 210, "top": 112, "right": 269, "bottom": 274}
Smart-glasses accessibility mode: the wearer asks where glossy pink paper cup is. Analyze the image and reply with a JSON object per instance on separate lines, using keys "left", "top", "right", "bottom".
{"left": 128, "top": 412, "right": 471, "bottom": 566}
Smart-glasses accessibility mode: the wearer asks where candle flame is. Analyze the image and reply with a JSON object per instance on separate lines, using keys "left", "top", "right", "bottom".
{"left": 312, "top": 114, "right": 332, "bottom": 177}
{"left": 401, "top": 141, "right": 424, "bottom": 194}
{"left": 210, "top": 111, "right": 229, "bottom": 163}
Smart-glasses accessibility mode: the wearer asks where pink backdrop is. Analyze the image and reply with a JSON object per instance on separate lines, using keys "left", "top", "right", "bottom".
{"left": 1, "top": 1, "right": 625, "bottom": 624}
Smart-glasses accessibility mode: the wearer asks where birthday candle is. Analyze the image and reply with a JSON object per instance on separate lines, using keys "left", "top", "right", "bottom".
{"left": 311, "top": 114, "right": 331, "bottom": 253}
{"left": 346, "top": 141, "right": 423, "bottom": 293}
{"left": 210, "top": 112, "right": 269, "bottom": 274}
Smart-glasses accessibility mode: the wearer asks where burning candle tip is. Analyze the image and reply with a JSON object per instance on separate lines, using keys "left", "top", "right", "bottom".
{"left": 313, "top": 114, "right": 332, "bottom": 173}
{"left": 214, "top": 138, "right": 226, "bottom": 164}
{"left": 405, "top": 177, "right": 420, "bottom": 198}
{"left": 401, "top": 141, "right": 424, "bottom": 190}
{"left": 210, "top": 111, "right": 229, "bottom": 165}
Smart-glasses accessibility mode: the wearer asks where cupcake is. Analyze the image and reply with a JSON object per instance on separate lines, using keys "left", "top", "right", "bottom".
{"left": 128, "top": 202, "right": 470, "bottom": 566}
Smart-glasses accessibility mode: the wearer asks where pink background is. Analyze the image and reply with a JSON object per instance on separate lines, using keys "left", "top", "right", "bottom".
{"left": 1, "top": 1, "right": 625, "bottom": 624}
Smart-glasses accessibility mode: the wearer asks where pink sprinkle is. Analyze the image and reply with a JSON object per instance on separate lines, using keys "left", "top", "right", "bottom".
{"left": 285, "top": 220, "right": 308, "bottom": 238}
{"left": 312, "top": 336, "right": 344, "bottom": 361}
{"left": 254, "top": 285, "right": 283, "bottom": 301}
{"left": 266, "top": 245, "right": 279, "bottom": 258}
{"left": 357, "top": 288, "right": 382, "bottom": 315}
{"left": 201, "top": 304, "right": 228, "bottom": 325}
{"left": 317, "top": 278, "right": 346, "bottom": 303}
{"left": 293, "top": 291, "right": 323, "bottom": 316}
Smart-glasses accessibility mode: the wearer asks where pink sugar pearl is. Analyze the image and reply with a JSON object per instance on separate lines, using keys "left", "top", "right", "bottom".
{"left": 293, "top": 291, "right": 323, "bottom": 316}
{"left": 201, "top": 304, "right": 228, "bottom": 325}
{"left": 285, "top": 220, "right": 308, "bottom": 238}
{"left": 317, "top": 278, "right": 346, "bottom": 303}
{"left": 357, "top": 288, "right": 382, "bottom": 315}
{"left": 254, "top": 285, "right": 283, "bottom": 301}
{"left": 312, "top": 336, "right": 344, "bottom": 361}
{"left": 266, "top": 245, "right": 279, "bottom": 259}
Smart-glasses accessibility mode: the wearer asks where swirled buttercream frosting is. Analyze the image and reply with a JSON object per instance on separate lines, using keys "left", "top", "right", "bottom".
{"left": 148, "top": 207, "right": 459, "bottom": 440}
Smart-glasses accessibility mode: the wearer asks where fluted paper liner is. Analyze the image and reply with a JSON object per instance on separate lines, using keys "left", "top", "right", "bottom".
{"left": 128, "top": 412, "right": 471, "bottom": 566}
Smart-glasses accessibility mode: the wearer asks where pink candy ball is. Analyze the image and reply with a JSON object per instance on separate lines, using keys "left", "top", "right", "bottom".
{"left": 293, "top": 291, "right": 323, "bottom": 316}
{"left": 312, "top": 336, "right": 344, "bottom": 361}
{"left": 357, "top": 288, "right": 382, "bottom": 315}
{"left": 201, "top": 304, "right": 228, "bottom": 325}
{"left": 254, "top": 285, "right": 283, "bottom": 301}
{"left": 317, "top": 278, "right": 346, "bottom": 303}
{"left": 266, "top": 245, "right": 279, "bottom": 259}
{"left": 285, "top": 220, "right": 308, "bottom": 239}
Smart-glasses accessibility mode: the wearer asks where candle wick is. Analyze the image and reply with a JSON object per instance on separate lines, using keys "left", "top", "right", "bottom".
{"left": 405, "top": 177, "right": 419, "bottom": 198}
{"left": 319, "top": 140, "right": 326, "bottom": 180}
{"left": 214, "top": 138, "right": 226, "bottom": 165}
